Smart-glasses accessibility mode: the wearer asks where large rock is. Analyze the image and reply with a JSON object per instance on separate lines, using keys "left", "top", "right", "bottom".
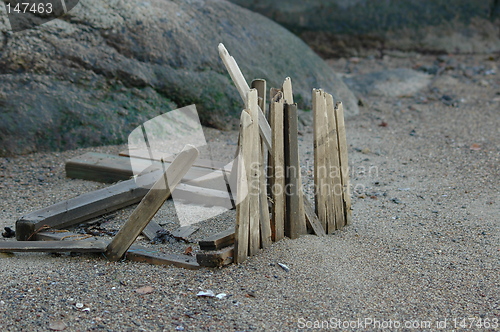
{"left": 0, "top": 0, "right": 358, "bottom": 156}
{"left": 228, "top": 0, "right": 500, "bottom": 56}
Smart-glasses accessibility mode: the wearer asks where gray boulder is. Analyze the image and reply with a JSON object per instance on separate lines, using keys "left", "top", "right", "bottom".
{"left": 0, "top": 0, "right": 358, "bottom": 156}
{"left": 228, "top": 0, "right": 500, "bottom": 56}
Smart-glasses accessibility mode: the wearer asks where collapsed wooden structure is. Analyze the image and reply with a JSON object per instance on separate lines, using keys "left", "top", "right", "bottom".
{"left": 0, "top": 44, "right": 351, "bottom": 268}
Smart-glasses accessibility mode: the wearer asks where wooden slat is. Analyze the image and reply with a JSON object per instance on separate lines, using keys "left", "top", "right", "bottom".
{"left": 323, "top": 92, "right": 336, "bottom": 233}
{"left": 303, "top": 196, "right": 326, "bottom": 236}
{"left": 284, "top": 103, "right": 307, "bottom": 239}
{"left": 171, "top": 225, "right": 199, "bottom": 239}
{"left": 251, "top": 80, "right": 272, "bottom": 249}
{"left": 247, "top": 90, "right": 261, "bottom": 256}
{"left": 282, "top": 77, "right": 293, "bottom": 105}
{"left": 0, "top": 240, "right": 107, "bottom": 253}
{"left": 199, "top": 228, "right": 235, "bottom": 251}
{"left": 270, "top": 93, "right": 285, "bottom": 242}
{"left": 105, "top": 146, "right": 199, "bottom": 261}
{"left": 218, "top": 43, "right": 272, "bottom": 151}
{"left": 196, "top": 246, "right": 234, "bottom": 267}
{"left": 66, "top": 152, "right": 212, "bottom": 184}
{"left": 15, "top": 173, "right": 152, "bottom": 241}
{"left": 119, "top": 149, "right": 229, "bottom": 171}
{"left": 326, "top": 93, "right": 345, "bottom": 231}
{"left": 313, "top": 89, "right": 328, "bottom": 231}
{"left": 33, "top": 231, "right": 201, "bottom": 270}
{"left": 234, "top": 111, "right": 252, "bottom": 263}
{"left": 335, "top": 102, "right": 352, "bottom": 226}
{"left": 126, "top": 246, "right": 200, "bottom": 270}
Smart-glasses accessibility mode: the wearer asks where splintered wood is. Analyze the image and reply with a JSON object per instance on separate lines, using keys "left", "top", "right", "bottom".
{"left": 220, "top": 43, "right": 350, "bottom": 263}
{"left": 313, "top": 90, "right": 351, "bottom": 233}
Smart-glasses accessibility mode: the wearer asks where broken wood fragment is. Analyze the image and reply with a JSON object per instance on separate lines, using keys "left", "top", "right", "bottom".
{"left": 199, "top": 228, "right": 235, "bottom": 251}
{"left": 105, "top": 145, "right": 199, "bottom": 261}
{"left": 196, "top": 246, "right": 234, "bottom": 267}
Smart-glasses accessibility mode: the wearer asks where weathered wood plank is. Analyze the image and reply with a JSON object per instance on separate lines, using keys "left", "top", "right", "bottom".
{"left": 105, "top": 146, "right": 199, "bottom": 261}
{"left": 15, "top": 174, "right": 152, "bottom": 241}
{"left": 0, "top": 240, "right": 107, "bottom": 253}
{"left": 269, "top": 93, "right": 285, "bottom": 242}
{"left": 171, "top": 225, "right": 199, "bottom": 239}
{"left": 196, "top": 246, "right": 234, "bottom": 267}
{"left": 126, "top": 246, "right": 201, "bottom": 270}
{"left": 199, "top": 228, "right": 235, "bottom": 251}
{"left": 284, "top": 103, "right": 307, "bottom": 239}
{"left": 234, "top": 111, "right": 252, "bottom": 264}
{"left": 247, "top": 90, "right": 261, "bottom": 256}
{"left": 251, "top": 79, "right": 272, "bottom": 248}
{"left": 119, "top": 148, "right": 229, "bottom": 171}
{"left": 335, "top": 102, "right": 352, "bottom": 226}
{"left": 326, "top": 93, "right": 345, "bottom": 231}
{"left": 313, "top": 89, "right": 328, "bottom": 231}
{"left": 66, "top": 152, "right": 211, "bottom": 184}
{"left": 218, "top": 43, "right": 272, "bottom": 151}
{"left": 282, "top": 77, "right": 293, "bottom": 105}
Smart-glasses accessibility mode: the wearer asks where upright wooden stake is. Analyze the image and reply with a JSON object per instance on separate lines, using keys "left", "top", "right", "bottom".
{"left": 270, "top": 92, "right": 285, "bottom": 242}
{"left": 252, "top": 80, "right": 272, "bottom": 249}
{"left": 282, "top": 77, "right": 293, "bottom": 105}
{"left": 284, "top": 103, "right": 307, "bottom": 239}
{"left": 335, "top": 102, "right": 352, "bottom": 226}
{"left": 235, "top": 111, "right": 252, "bottom": 263}
{"left": 313, "top": 89, "right": 328, "bottom": 230}
{"left": 246, "top": 90, "right": 261, "bottom": 255}
{"left": 105, "top": 146, "right": 199, "bottom": 261}
{"left": 325, "top": 93, "right": 345, "bottom": 231}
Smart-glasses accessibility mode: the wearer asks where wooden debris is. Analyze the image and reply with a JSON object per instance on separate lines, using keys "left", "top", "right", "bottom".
{"left": 335, "top": 102, "right": 352, "bottom": 226}
{"left": 325, "top": 93, "right": 344, "bottom": 231}
{"left": 284, "top": 103, "right": 307, "bottom": 239}
{"left": 234, "top": 111, "right": 252, "bottom": 263}
{"left": 196, "top": 246, "right": 234, "bottom": 267}
{"left": 313, "top": 89, "right": 328, "bottom": 230}
{"left": 0, "top": 240, "right": 107, "bottom": 253}
{"left": 303, "top": 196, "right": 326, "bottom": 236}
{"left": 269, "top": 92, "right": 285, "bottom": 242}
{"left": 66, "top": 152, "right": 212, "bottom": 184}
{"left": 171, "top": 225, "right": 199, "bottom": 240}
{"left": 218, "top": 43, "right": 272, "bottom": 151}
{"left": 247, "top": 89, "right": 261, "bottom": 256}
{"left": 105, "top": 145, "right": 199, "bottom": 261}
{"left": 199, "top": 228, "right": 235, "bottom": 251}
{"left": 126, "top": 246, "right": 200, "bottom": 270}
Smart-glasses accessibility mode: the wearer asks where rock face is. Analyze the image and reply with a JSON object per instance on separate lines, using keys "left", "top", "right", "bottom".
{"left": 0, "top": 0, "right": 358, "bottom": 156}
{"left": 228, "top": 0, "right": 500, "bottom": 56}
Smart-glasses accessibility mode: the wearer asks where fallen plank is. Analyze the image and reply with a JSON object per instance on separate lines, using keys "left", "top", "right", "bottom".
{"left": 66, "top": 152, "right": 212, "bottom": 184}
{"left": 119, "top": 148, "right": 229, "bottom": 171}
{"left": 0, "top": 240, "right": 107, "bottom": 253}
{"left": 199, "top": 228, "right": 235, "bottom": 251}
{"left": 171, "top": 225, "right": 199, "bottom": 239}
{"left": 126, "top": 246, "right": 200, "bottom": 270}
{"left": 34, "top": 231, "right": 96, "bottom": 241}
{"left": 196, "top": 246, "right": 234, "bottom": 267}
{"left": 33, "top": 231, "right": 201, "bottom": 270}
{"left": 105, "top": 145, "right": 199, "bottom": 261}
{"left": 15, "top": 173, "right": 151, "bottom": 241}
